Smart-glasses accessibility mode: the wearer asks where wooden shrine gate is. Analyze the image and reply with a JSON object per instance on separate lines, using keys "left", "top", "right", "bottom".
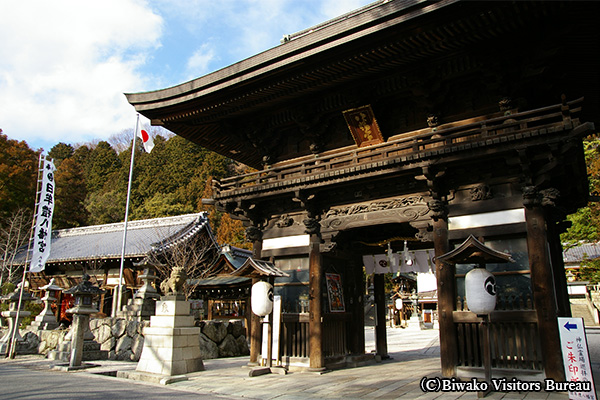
{"left": 127, "top": 1, "right": 600, "bottom": 380}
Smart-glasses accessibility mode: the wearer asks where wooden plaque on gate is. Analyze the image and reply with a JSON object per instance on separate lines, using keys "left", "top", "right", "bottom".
{"left": 343, "top": 105, "right": 384, "bottom": 147}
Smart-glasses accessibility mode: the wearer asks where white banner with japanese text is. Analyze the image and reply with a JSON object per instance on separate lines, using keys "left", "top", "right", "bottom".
{"left": 29, "top": 157, "right": 56, "bottom": 273}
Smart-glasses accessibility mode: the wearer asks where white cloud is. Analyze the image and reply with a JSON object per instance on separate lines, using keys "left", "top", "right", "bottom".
{"left": 0, "top": 0, "right": 163, "bottom": 151}
{"left": 0, "top": 0, "right": 373, "bottom": 152}
{"left": 185, "top": 44, "right": 217, "bottom": 79}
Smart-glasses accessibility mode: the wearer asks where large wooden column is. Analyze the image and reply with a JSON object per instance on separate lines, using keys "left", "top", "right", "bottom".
{"left": 306, "top": 217, "right": 325, "bottom": 371}
{"left": 247, "top": 225, "right": 263, "bottom": 366}
{"left": 373, "top": 272, "right": 388, "bottom": 358}
{"left": 350, "top": 255, "right": 365, "bottom": 355}
{"left": 523, "top": 186, "right": 565, "bottom": 381}
{"left": 430, "top": 199, "right": 458, "bottom": 377}
{"left": 547, "top": 217, "right": 571, "bottom": 317}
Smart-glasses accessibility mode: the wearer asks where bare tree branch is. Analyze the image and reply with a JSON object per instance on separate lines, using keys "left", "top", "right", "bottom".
{"left": 0, "top": 208, "right": 32, "bottom": 288}
{"left": 146, "top": 228, "right": 220, "bottom": 300}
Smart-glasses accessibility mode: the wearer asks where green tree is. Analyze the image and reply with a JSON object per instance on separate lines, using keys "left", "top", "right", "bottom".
{"left": 136, "top": 192, "right": 193, "bottom": 219}
{"left": 85, "top": 141, "right": 121, "bottom": 193}
{"left": 48, "top": 142, "right": 74, "bottom": 169}
{"left": 73, "top": 144, "right": 92, "bottom": 168}
{"left": 562, "top": 136, "right": 600, "bottom": 247}
{"left": 85, "top": 190, "right": 125, "bottom": 225}
{"left": 54, "top": 158, "right": 89, "bottom": 229}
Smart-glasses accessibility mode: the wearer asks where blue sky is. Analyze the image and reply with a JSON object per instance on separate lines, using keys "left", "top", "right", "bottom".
{"left": 0, "top": 0, "right": 373, "bottom": 153}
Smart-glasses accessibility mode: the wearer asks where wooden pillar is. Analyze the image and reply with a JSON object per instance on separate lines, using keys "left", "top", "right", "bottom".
{"left": 547, "top": 218, "right": 571, "bottom": 317}
{"left": 247, "top": 225, "right": 263, "bottom": 366}
{"left": 350, "top": 255, "right": 365, "bottom": 355}
{"left": 308, "top": 231, "right": 325, "bottom": 371}
{"left": 373, "top": 272, "right": 388, "bottom": 358}
{"left": 523, "top": 189, "right": 565, "bottom": 381}
{"left": 430, "top": 199, "right": 458, "bottom": 377}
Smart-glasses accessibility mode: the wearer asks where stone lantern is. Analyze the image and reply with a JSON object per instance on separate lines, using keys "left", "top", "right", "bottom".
{"left": 0, "top": 283, "right": 35, "bottom": 355}
{"left": 31, "top": 278, "right": 62, "bottom": 331}
{"left": 63, "top": 273, "right": 104, "bottom": 368}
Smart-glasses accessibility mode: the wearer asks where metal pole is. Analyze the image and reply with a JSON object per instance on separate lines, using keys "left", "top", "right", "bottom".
{"left": 113, "top": 115, "right": 139, "bottom": 317}
{"left": 7, "top": 153, "right": 44, "bottom": 358}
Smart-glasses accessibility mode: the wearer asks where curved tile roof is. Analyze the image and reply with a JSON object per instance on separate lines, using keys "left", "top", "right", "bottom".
{"left": 563, "top": 242, "right": 600, "bottom": 265}
{"left": 13, "top": 213, "right": 215, "bottom": 265}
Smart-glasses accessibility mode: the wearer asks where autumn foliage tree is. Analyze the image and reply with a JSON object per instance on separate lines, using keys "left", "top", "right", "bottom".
{"left": 0, "top": 131, "right": 38, "bottom": 220}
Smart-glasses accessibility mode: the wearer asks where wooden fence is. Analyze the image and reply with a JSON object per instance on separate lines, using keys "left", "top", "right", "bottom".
{"left": 454, "top": 293, "right": 543, "bottom": 372}
{"left": 279, "top": 312, "right": 351, "bottom": 361}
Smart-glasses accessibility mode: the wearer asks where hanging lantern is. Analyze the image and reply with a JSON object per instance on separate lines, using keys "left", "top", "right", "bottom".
{"left": 251, "top": 281, "right": 273, "bottom": 317}
{"left": 465, "top": 266, "right": 497, "bottom": 314}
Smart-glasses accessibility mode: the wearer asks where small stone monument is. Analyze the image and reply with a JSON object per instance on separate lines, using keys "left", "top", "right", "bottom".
{"left": 123, "top": 266, "right": 204, "bottom": 384}
{"left": 30, "top": 278, "right": 62, "bottom": 331}
{"left": 0, "top": 283, "right": 34, "bottom": 355}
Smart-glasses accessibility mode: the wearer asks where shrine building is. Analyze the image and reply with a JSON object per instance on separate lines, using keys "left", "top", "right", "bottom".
{"left": 126, "top": 1, "right": 600, "bottom": 379}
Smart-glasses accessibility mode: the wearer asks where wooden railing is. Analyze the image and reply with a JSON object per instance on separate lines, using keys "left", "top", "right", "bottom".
{"left": 323, "top": 313, "right": 351, "bottom": 358}
{"left": 281, "top": 313, "right": 310, "bottom": 359}
{"left": 454, "top": 293, "right": 543, "bottom": 371}
{"left": 279, "top": 312, "right": 351, "bottom": 360}
{"left": 214, "top": 98, "right": 582, "bottom": 198}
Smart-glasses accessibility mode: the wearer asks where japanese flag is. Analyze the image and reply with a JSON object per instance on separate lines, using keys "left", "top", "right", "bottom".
{"left": 137, "top": 124, "right": 154, "bottom": 153}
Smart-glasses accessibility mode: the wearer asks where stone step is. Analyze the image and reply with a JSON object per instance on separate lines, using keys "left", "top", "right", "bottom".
{"left": 570, "top": 302, "right": 598, "bottom": 326}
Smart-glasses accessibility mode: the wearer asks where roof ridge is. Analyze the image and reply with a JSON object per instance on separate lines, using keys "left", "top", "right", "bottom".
{"left": 57, "top": 212, "right": 207, "bottom": 237}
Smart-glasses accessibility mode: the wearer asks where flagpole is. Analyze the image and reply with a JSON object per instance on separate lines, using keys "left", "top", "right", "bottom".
{"left": 7, "top": 153, "right": 44, "bottom": 358}
{"left": 113, "top": 115, "right": 139, "bottom": 317}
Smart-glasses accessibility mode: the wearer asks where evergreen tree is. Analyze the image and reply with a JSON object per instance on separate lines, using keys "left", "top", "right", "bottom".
{"left": 53, "top": 157, "right": 89, "bottom": 229}
{"left": 48, "top": 142, "right": 74, "bottom": 169}
{"left": 73, "top": 145, "right": 92, "bottom": 168}
{"left": 85, "top": 141, "right": 121, "bottom": 193}
{"left": 85, "top": 189, "right": 126, "bottom": 225}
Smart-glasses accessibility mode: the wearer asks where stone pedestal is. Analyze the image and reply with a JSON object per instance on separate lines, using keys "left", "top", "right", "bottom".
{"left": 47, "top": 315, "right": 107, "bottom": 362}
{"left": 134, "top": 295, "right": 204, "bottom": 377}
{"left": 0, "top": 285, "right": 34, "bottom": 356}
{"left": 0, "top": 309, "right": 30, "bottom": 354}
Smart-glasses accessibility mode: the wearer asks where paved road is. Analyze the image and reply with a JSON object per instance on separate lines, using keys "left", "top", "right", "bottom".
{"left": 1, "top": 326, "right": 595, "bottom": 399}
{"left": 0, "top": 358, "right": 243, "bottom": 400}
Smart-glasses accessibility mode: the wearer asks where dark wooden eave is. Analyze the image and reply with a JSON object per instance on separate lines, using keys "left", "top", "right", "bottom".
{"left": 126, "top": 1, "right": 600, "bottom": 169}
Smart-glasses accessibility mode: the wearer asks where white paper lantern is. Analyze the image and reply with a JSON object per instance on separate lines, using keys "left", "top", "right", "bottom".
{"left": 395, "top": 298, "right": 403, "bottom": 310}
{"left": 465, "top": 267, "right": 496, "bottom": 314}
{"left": 251, "top": 281, "right": 273, "bottom": 317}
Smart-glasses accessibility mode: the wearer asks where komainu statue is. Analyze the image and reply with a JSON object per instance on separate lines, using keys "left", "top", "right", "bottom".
{"left": 160, "top": 266, "right": 187, "bottom": 296}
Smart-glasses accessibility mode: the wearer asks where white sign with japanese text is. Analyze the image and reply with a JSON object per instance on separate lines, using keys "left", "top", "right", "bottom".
{"left": 30, "top": 158, "right": 56, "bottom": 273}
{"left": 557, "top": 317, "right": 597, "bottom": 400}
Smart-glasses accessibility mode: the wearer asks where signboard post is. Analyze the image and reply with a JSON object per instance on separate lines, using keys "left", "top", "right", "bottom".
{"left": 557, "top": 317, "right": 597, "bottom": 400}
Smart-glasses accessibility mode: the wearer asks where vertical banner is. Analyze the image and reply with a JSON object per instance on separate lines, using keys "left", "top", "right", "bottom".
{"left": 30, "top": 157, "right": 56, "bottom": 273}
{"left": 557, "top": 317, "right": 597, "bottom": 400}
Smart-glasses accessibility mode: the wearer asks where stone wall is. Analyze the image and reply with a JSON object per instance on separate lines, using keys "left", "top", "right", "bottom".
{"left": 8, "top": 318, "right": 250, "bottom": 361}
